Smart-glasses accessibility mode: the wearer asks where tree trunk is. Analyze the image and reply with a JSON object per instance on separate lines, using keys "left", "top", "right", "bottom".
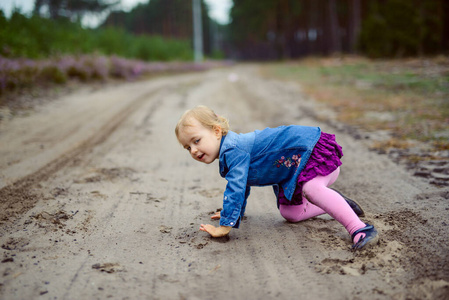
{"left": 348, "top": 0, "right": 361, "bottom": 53}
{"left": 275, "top": 0, "right": 289, "bottom": 60}
{"left": 308, "top": 0, "right": 322, "bottom": 55}
{"left": 327, "top": 0, "right": 342, "bottom": 54}
{"left": 442, "top": 0, "right": 449, "bottom": 54}
{"left": 417, "top": 0, "right": 424, "bottom": 57}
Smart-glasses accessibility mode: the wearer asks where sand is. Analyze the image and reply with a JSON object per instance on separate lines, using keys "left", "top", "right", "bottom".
{"left": 0, "top": 65, "right": 448, "bottom": 299}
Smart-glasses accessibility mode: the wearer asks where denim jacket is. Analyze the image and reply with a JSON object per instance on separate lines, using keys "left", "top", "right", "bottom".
{"left": 218, "top": 125, "right": 321, "bottom": 228}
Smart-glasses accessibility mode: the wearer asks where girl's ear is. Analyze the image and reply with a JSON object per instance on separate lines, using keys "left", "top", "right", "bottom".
{"left": 213, "top": 125, "right": 222, "bottom": 138}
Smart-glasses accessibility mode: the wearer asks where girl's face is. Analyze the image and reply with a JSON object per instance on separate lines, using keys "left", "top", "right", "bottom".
{"left": 178, "top": 117, "right": 222, "bottom": 164}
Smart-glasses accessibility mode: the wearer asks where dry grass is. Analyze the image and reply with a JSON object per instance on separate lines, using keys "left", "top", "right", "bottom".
{"left": 260, "top": 56, "right": 449, "bottom": 156}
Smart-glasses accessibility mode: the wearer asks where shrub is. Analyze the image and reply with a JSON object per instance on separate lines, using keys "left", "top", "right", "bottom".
{"left": 0, "top": 54, "right": 226, "bottom": 97}
{"left": 39, "top": 65, "right": 67, "bottom": 84}
{"left": 0, "top": 12, "right": 193, "bottom": 62}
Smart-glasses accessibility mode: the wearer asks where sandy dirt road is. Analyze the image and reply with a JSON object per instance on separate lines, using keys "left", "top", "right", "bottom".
{"left": 1, "top": 65, "right": 448, "bottom": 300}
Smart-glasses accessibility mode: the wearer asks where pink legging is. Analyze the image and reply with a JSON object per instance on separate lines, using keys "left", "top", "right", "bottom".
{"left": 279, "top": 168, "right": 366, "bottom": 243}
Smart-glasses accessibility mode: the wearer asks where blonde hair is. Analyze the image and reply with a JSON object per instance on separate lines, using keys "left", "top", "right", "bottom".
{"left": 175, "top": 105, "right": 230, "bottom": 140}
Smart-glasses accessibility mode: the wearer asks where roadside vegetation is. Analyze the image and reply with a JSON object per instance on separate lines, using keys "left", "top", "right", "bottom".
{"left": 0, "top": 55, "right": 223, "bottom": 99}
{"left": 0, "top": 11, "right": 192, "bottom": 61}
{"left": 261, "top": 57, "right": 449, "bottom": 159}
{"left": 0, "top": 11, "right": 223, "bottom": 103}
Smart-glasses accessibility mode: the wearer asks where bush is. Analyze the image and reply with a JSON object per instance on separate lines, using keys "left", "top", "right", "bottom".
{"left": 40, "top": 65, "right": 67, "bottom": 84}
{"left": 0, "top": 54, "right": 226, "bottom": 96}
{"left": 0, "top": 11, "right": 193, "bottom": 62}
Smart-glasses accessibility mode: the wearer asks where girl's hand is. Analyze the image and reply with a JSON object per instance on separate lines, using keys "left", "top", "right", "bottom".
{"left": 211, "top": 211, "right": 221, "bottom": 220}
{"left": 199, "top": 224, "right": 231, "bottom": 237}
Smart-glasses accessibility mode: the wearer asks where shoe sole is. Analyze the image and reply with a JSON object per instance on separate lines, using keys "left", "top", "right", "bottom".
{"left": 348, "top": 198, "right": 365, "bottom": 217}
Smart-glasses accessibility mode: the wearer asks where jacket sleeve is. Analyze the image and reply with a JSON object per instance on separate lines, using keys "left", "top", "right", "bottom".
{"left": 219, "top": 148, "right": 251, "bottom": 228}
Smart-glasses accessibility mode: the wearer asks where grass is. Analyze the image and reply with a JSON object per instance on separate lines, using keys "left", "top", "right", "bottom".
{"left": 260, "top": 56, "right": 449, "bottom": 157}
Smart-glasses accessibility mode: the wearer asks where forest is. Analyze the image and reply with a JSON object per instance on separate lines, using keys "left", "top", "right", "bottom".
{"left": 1, "top": 0, "right": 448, "bottom": 96}
{"left": 1, "top": 0, "right": 448, "bottom": 60}
{"left": 229, "top": 0, "right": 448, "bottom": 59}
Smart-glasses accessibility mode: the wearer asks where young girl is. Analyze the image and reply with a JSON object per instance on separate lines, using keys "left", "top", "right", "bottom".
{"left": 175, "top": 105, "right": 378, "bottom": 250}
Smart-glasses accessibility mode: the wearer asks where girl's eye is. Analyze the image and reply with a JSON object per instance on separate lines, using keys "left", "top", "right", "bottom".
{"left": 194, "top": 139, "right": 200, "bottom": 144}
{"left": 186, "top": 146, "right": 191, "bottom": 151}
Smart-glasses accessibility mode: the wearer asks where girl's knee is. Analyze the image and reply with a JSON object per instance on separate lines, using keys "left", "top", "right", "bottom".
{"left": 279, "top": 205, "right": 303, "bottom": 223}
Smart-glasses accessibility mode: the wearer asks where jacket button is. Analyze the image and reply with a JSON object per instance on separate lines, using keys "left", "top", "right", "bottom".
{"left": 230, "top": 222, "right": 234, "bottom": 225}
{"left": 224, "top": 196, "right": 227, "bottom": 200}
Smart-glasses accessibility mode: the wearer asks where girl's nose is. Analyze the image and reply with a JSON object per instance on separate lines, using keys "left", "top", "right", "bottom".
{"left": 190, "top": 146, "right": 197, "bottom": 155}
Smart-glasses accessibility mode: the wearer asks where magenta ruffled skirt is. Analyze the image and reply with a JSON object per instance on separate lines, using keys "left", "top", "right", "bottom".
{"left": 277, "top": 132, "right": 343, "bottom": 206}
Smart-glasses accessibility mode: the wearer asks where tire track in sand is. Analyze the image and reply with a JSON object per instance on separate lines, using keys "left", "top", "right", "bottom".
{"left": 0, "top": 87, "right": 163, "bottom": 227}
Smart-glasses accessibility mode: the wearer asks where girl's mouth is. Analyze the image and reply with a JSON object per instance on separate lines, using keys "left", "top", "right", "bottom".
{"left": 198, "top": 153, "right": 205, "bottom": 160}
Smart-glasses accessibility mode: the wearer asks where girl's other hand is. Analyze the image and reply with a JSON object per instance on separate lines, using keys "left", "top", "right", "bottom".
{"left": 211, "top": 211, "right": 221, "bottom": 220}
{"left": 199, "top": 224, "right": 231, "bottom": 237}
